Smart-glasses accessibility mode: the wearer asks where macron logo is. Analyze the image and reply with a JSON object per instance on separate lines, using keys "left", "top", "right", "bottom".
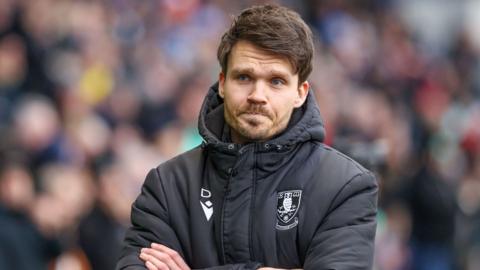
{"left": 200, "top": 188, "right": 213, "bottom": 221}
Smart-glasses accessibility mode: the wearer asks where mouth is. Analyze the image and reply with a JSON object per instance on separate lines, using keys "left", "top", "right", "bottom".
{"left": 243, "top": 112, "right": 265, "bottom": 116}
{"left": 240, "top": 112, "right": 270, "bottom": 121}
{"left": 239, "top": 112, "right": 271, "bottom": 127}
{"left": 241, "top": 110, "right": 270, "bottom": 117}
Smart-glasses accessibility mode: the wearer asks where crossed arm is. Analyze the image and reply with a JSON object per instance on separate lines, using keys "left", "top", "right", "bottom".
{"left": 139, "top": 243, "right": 299, "bottom": 270}
{"left": 117, "top": 169, "right": 377, "bottom": 270}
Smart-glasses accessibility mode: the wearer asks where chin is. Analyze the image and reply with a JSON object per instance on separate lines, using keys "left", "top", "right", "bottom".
{"left": 232, "top": 118, "right": 275, "bottom": 141}
{"left": 239, "top": 127, "right": 272, "bottom": 141}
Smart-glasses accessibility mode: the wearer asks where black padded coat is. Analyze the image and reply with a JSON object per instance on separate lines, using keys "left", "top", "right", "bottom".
{"left": 116, "top": 83, "right": 378, "bottom": 270}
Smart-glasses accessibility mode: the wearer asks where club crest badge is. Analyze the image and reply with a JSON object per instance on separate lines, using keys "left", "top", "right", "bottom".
{"left": 276, "top": 190, "right": 302, "bottom": 230}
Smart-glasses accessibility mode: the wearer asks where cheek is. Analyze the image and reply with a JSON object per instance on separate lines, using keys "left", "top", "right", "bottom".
{"left": 224, "top": 92, "right": 245, "bottom": 111}
{"left": 275, "top": 108, "right": 291, "bottom": 123}
{"left": 223, "top": 94, "right": 240, "bottom": 117}
{"left": 272, "top": 96, "right": 296, "bottom": 118}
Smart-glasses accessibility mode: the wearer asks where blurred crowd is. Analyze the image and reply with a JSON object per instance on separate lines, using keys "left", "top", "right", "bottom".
{"left": 0, "top": 0, "right": 479, "bottom": 269}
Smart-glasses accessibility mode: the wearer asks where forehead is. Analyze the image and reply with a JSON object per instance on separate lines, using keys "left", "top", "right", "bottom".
{"left": 228, "top": 40, "right": 295, "bottom": 75}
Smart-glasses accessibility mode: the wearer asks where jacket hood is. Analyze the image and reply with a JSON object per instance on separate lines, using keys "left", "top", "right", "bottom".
{"left": 198, "top": 82, "right": 325, "bottom": 149}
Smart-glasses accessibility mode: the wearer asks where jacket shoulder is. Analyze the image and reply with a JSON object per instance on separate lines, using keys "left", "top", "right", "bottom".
{"left": 309, "top": 142, "right": 376, "bottom": 189}
{"left": 153, "top": 146, "right": 205, "bottom": 187}
{"left": 312, "top": 141, "right": 370, "bottom": 169}
{"left": 156, "top": 146, "right": 204, "bottom": 170}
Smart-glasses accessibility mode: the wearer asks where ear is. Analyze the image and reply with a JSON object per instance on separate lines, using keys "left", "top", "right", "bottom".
{"left": 218, "top": 72, "right": 226, "bottom": 98}
{"left": 294, "top": 81, "right": 309, "bottom": 108}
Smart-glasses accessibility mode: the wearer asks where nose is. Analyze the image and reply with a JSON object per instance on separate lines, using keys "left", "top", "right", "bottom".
{"left": 247, "top": 81, "right": 268, "bottom": 104}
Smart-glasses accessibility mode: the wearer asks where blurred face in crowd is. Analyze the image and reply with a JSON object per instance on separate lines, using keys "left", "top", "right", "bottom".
{"left": 0, "top": 165, "right": 34, "bottom": 211}
{"left": 219, "top": 40, "right": 309, "bottom": 144}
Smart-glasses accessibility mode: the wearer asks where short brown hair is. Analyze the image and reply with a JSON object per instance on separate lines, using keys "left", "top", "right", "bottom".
{"left": 217, "top": 4, "right": 314, "bottom": 83}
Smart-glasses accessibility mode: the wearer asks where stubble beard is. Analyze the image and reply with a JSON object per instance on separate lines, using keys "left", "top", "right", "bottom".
{"left": 236, "top": 117, "right": 271, "bottom": 141}
{"left": 224, "top": 103, "right": 290, "bottom": 143}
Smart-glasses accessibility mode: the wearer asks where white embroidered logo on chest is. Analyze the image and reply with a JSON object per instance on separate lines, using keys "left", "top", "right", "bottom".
{"left": 276, "top": 190, "right": 302, "bottom": 230}
{"left": 200, "top": 188, "right": 213, "bottom": 221}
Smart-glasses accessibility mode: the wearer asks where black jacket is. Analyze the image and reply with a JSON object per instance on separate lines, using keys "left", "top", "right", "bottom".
{"left": 117, "top": 84, "right": 378, "bottom": 270}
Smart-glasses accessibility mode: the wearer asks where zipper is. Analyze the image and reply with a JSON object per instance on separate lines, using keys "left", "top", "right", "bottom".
{"left": 219, "top": 144, "right": 253, "bottom": 263}
{"left": 220, "top": 162, "right": 234, "bottom": 264}
{"left": 248, "top": 143, "right": 259, "bottom": 260}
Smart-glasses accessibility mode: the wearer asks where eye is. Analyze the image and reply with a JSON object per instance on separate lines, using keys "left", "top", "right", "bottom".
{"left": 271, "top": 78, "right": 285, "bottom": 86}
{"left": 237, "top": 74, "right": 250, "bottom": 82}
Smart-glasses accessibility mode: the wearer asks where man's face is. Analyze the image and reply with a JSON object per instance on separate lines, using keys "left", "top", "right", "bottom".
{"left": 219, "top": 40, "right": 309, "bottom": 144}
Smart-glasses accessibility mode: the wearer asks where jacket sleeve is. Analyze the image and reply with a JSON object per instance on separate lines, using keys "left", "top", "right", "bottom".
{"left": 116, "top": 168, "right": 185, "bottom": 270}
{"left": 116, "top": 168, "right": 263, "bottom": 270}
{"left": 303, "top": 171, "right": 378, "bottom": 270}
{"left": 193, "top": 262, "right": 263, "bottom": 270}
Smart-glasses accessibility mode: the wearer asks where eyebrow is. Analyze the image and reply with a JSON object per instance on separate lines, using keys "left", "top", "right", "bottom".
{"left": 229, "top": 67, "right": 254, "bottom": 76}
{"left": 229, "top": 67, "right": 291, "bottom": 78}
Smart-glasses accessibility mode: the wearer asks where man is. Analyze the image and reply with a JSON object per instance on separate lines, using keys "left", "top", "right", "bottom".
{"left": 117, "top": 4, "right": 377, "bottom": 270}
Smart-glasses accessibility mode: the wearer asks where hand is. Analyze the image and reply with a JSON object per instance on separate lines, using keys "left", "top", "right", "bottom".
{"left": 140, "top": 243, "right": 191, "bottom": 270}
{"left": 257, "top": 267, "right": 302, "bottom": 270}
